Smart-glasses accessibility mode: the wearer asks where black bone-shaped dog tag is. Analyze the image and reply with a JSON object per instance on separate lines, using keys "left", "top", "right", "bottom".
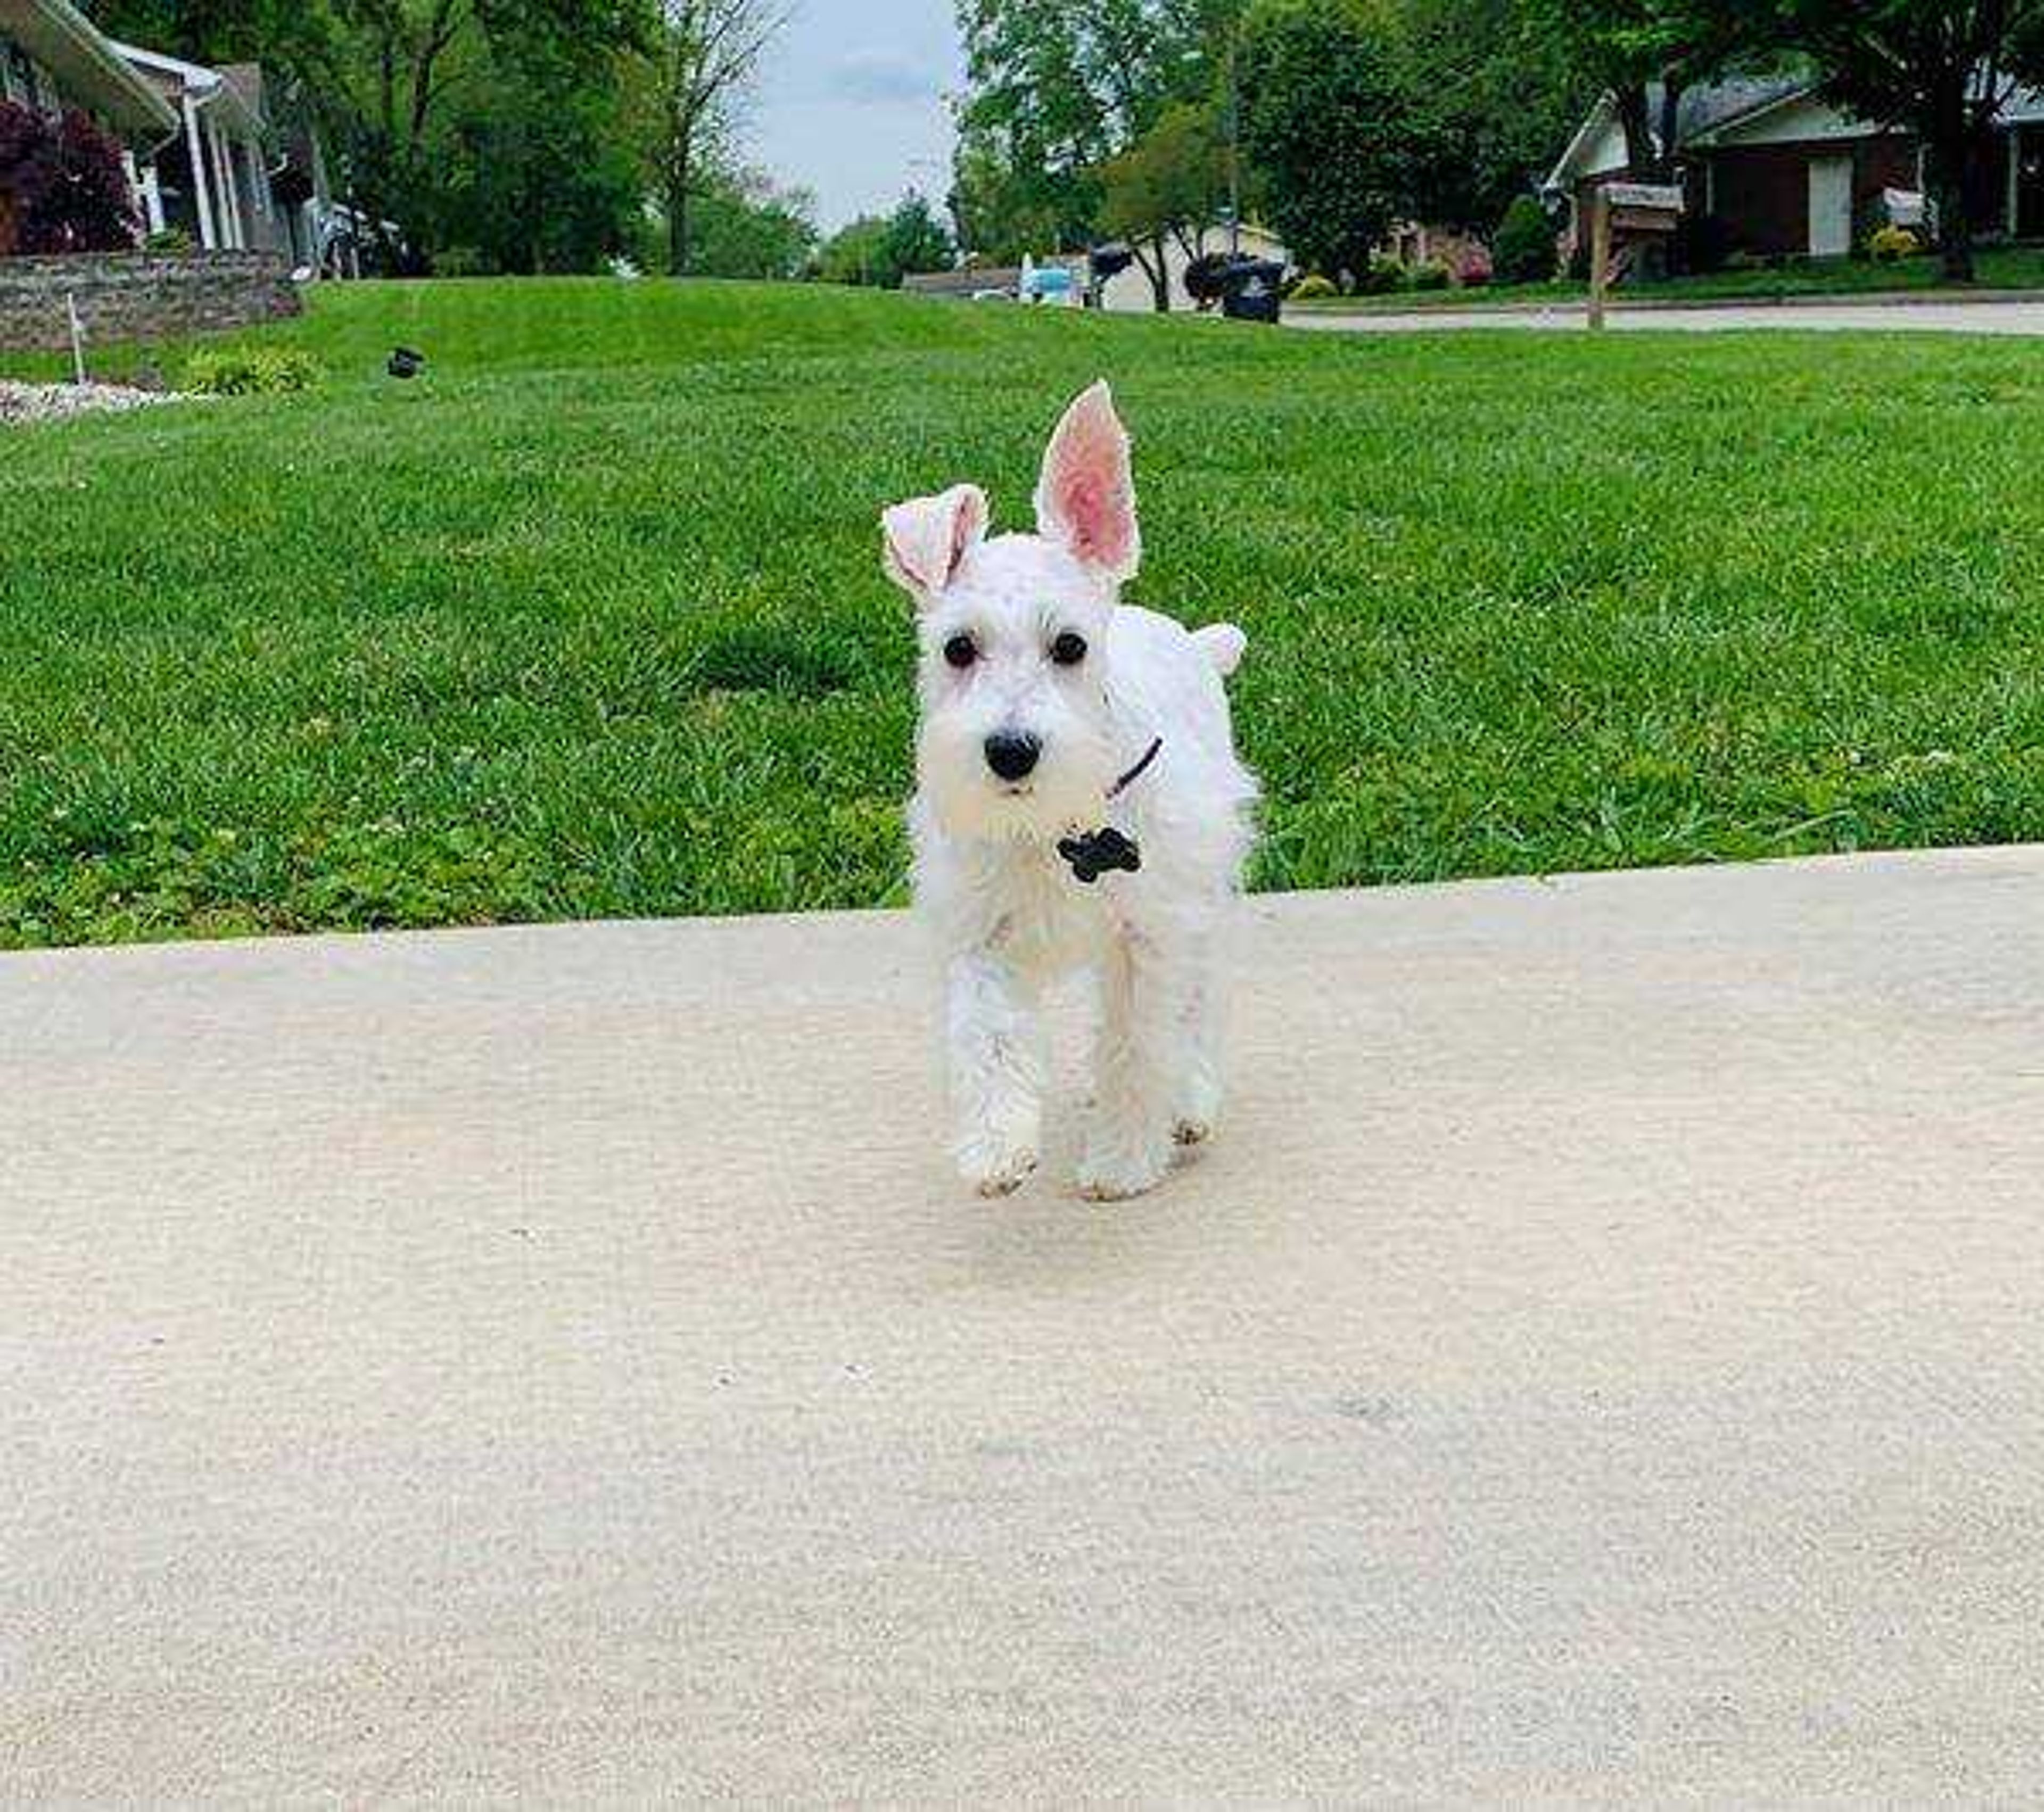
{"left": 1058, "top": 827, "right": 1141, "bottom": 885}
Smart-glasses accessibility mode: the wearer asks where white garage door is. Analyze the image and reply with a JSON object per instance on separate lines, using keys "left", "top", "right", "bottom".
{"left": 1809, "top": 154, "right": 1854, "bottom": 257}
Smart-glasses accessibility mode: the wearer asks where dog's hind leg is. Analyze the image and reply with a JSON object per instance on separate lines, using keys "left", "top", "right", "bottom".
{"left": 1171, "top": 941, "right": 1226, "bottom": 1148}
{"left": 946, "top": 951, "right": 1045, "bottom": 1197}
{"left": 1077, "top": 931, "right": 1183, "bottom": 1201}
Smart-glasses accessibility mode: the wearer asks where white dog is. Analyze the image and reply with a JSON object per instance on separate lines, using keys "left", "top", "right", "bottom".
{"left": 883, "top": 381, "right": 1258, "bottom": 1201}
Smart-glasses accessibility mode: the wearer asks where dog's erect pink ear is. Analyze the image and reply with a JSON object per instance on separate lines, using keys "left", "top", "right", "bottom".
{"left": 882, "top": 483, "right": 988, "bottom": 602}
{"left": 1035, "top": 380, "right": 1140, "bottom": 584}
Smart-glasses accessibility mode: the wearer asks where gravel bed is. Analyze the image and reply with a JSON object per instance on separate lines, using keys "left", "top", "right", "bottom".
{"left": 0, "top": 380, "right": 187, "bottom": 427}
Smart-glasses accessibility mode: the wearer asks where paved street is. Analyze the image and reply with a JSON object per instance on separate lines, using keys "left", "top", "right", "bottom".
{"left": 1293, "top": 299, "right": 2044, "bottom": 335}
{"left": 6, "top": 849, "right": 2044, "bottom": 1800}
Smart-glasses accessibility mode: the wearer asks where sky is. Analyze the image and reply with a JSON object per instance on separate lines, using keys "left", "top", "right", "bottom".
{"left": 747, "top": 0, "right": 966, "bottom": 230}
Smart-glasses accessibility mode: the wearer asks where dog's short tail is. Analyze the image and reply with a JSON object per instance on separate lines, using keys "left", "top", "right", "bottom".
{"left": 1193, "top": 623, "right": 1248, "bottom": 680}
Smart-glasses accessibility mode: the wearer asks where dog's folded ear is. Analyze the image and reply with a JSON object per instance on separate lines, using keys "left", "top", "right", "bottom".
{"left": 882, "top": 483, "right": 988, "bottom": 602}
{"left": 1035, "top": 380, "right": 1141, "bottom": 586}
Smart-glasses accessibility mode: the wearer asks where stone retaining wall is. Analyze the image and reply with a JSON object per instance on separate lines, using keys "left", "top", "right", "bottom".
{"left": 0, "top": 252, "right": 303, "bottom": 353}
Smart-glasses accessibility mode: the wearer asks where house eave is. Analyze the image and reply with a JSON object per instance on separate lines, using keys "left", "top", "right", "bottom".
{"left": 0, "top": 0, "right": 178, "bottom": 138}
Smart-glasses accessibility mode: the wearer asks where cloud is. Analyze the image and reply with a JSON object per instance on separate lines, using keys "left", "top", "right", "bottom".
{"left": 831, "top": 49, "right": 937, "bottom": 105}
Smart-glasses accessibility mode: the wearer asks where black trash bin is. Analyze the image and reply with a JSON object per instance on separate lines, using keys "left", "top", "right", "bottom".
{"left": 1218, "top": 256, "right": 1285, "bottom": 324}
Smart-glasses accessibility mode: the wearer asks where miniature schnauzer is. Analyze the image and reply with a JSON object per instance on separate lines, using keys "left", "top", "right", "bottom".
{"left": 884, "top": 381, "right": 1258, "bottom": 1200}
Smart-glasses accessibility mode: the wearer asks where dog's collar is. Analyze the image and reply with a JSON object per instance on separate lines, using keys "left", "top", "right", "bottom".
{"left": 1107, "top": 735, "right": 1164, "bottom": 800}
{"left": 1058, "top": 737, "right": 1163, "bottom": 884}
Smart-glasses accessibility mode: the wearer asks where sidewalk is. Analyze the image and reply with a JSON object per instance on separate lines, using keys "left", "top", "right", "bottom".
{"left": 6, "top": 848, "right": 2044, "bottom": 1799}
{"left": 1292, "top": 294, "right": 2044, "bottom": 335}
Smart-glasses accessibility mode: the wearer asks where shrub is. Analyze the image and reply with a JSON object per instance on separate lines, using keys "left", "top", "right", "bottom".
{"left": 182, "top": 346, "right": 324, "bottom": 396}
{"left": 1867, "top": 224, "right": 1921, "bottom": 263}
{"left": 1491, "top": 195, "right": 1558, "bottom": 285}
{"left": 0, "top": 103, "right": 138, "bottom": 253}
{"left": 1357, "top": 260, "right": 1403, "bottom": 294}
{"left": 1406, "top": 260, "right": 1452, "bottom": 291}
{"left": 1456, "top": 247, "right": 1493, "bottom": 287}
{"left": 142, "top": 226, "right": 194, "bottom": 256}
{"left": 1289, "top": 272, "right": 1340, "bottom": 301}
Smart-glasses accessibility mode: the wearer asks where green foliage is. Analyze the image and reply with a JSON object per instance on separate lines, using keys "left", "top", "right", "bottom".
{"left": 1391, "top": 0, "right": 1590, "bottom": 234}
{"left": 813, "top": 216, "right": 892, "bottom": 287}
{"left": 881, "top": 193, "right": 957, "bottom": 284}
{"left": 1867, "top": 224, "right": 1922, "bottom": 263}
{"left": 1288, "top": 272, "right": 1340, "bottom": 299}
{"left": 180, "top": 345, "right": 324, "bottom": 394}
{"left": 682, "top": 166, "right": 818, "bottom": 280}
{"left": 1491, "top": 195, "right": 1559, "bottom": 285}
{"left": 1239, "top": 0, "right": 1406, "bottom": 282}
{"left": 1098, "top": 102, "right": 1227, "bottom": 309}
{"left": 1404, "top": 259, "right": 1450, "bottom": 289}
{"left": 953, "top": 0, "right": 1248, "bottom": 256}
{"left": 142, "top": 226, "right": 195, "bottom": 256}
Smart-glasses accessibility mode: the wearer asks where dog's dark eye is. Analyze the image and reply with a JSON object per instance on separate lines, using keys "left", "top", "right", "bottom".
{"left": 943, "top": 633, "right": 978, "bottom": 670}
{"left": 1050, "top": 631, "right": 1088, "bottom": 667}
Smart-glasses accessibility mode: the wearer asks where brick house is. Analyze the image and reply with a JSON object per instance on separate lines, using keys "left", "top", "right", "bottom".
{"left": 1547, "top": 76, "right": 2044, "bottom": 261}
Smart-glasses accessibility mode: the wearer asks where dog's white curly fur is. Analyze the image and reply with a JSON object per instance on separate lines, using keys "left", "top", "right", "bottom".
{"left": 884, "top": 382, "right": 1258, "bottom": 1201}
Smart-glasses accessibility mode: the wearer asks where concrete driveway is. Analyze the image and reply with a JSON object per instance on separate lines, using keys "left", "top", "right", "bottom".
{"left": 1293, "top": 299, "right": 2044, "bottom": 335}
{"left": 6, "top": 848, "right": 2044, "bottom": 1801}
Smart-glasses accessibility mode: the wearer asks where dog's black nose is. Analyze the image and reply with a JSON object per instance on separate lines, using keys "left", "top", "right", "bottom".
{"left": 984, "top": 731, "right": 1042, "bottom": 782}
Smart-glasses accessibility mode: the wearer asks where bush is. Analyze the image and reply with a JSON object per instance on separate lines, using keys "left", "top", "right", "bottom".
{"left": 1357, "top": 260, "right": 1404, "bottom": 294}
{"left": 1867, "top": 224, "right": 1921, "bottom": 263}
{"left": 182, "top": 346, "right": 325, "bottom": 396}
{"left": 1406, "top": 260, "right": 1452, "bottom": 291}
{"left": 142, "top": 226, "right": 194, "bottom": 256}
{"left": 1491, "top": 195, "right": 1558, "bottom": 285}
{"left": 1288, "top": 272, "right": 1340, "bottom": 301}
{"left": 0, "top": 103, "right": 137, "bottom": 254}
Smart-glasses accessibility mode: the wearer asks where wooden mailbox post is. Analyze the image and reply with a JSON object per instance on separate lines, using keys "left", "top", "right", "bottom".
{"left": 1588, "top": 181, "right": 1685, "bottom": 331}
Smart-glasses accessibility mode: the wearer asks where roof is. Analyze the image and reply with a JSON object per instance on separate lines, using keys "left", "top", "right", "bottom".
{"left": 0, "top": 0, "right": 177, "bottom": 138}
{"left": 111, "top": 40, "right": 266, "bottom": 137}
{"left": 1545, "top": 72, "right": 1822, "bottom": 191}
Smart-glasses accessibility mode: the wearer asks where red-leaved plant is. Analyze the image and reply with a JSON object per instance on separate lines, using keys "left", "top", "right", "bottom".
{"left": 0, "top": 103, "right": 138, "bottom": 255}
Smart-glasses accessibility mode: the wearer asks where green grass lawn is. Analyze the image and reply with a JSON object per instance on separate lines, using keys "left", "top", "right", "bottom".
{"left": 1298, "top": 244, "right": 2044, "bottom": 312}
{"left": 5, "top": 274, "right": 2044, "bottom": 948}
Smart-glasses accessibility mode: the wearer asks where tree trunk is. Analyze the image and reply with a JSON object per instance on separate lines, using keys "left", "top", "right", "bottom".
{"left": 1928, "top": 105, "right": 1976, "bottom": 285}
{"left": 1149, "top": 234, "right": 1172, "bottom": 311}
{"left": 1614, "top": 84, "right": 1654, "bottom": 176}
{"left": 667, "top": 153, "right": 691, "bottom": 277}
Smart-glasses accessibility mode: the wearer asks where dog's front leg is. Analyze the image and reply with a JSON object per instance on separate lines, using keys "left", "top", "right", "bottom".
{"left": 1077, "top": 930, "right": 1180, "bottom": 1201}
{"left": 946, "top": 950, "right": 1045, "bottom": 1197}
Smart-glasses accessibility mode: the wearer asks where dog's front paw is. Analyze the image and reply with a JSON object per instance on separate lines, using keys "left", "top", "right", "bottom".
{"left": 1075, "top": 1134, "right": 1171, "bottom": 1202}
{"left": 958, "top": 1135, "right": 1040, "bottom": 1198}
{"left": 1172, "top": 1117, "right": 1215, "bottom": 1148}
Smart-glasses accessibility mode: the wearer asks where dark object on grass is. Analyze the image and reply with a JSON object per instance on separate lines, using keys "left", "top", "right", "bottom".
{"left": 388, "top": 346, "right": 426, "bottom": 378}
{"left": 1058, "top": 826, "right": 1142, "bottom": 886}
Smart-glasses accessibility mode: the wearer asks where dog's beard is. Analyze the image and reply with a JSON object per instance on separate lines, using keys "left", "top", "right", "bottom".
{"left": 916, "top": 717, "right": 1114, "bottom": 845}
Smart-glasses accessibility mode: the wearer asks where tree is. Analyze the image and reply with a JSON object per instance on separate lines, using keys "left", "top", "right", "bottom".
{"left": 880, "top": 191, "right": 955, "bottom": 283}
{"left": 1238, "top": 0, "right": 1407, "bottom": 282}
{"left": 1524, "top": 0, "right": 1749, "bottom": 184}
{"left": 0, "top": 103, "right": 138, "bottom": 253}
{"left": 647, "top": 0, "right": 790, "bottom": 275}
{"left": 684, "top": 162, "right": 816, "bottom": 278}
{"left": 1097, "top": 101, "right": 1226, "bottom": 309}
{"left": 813, "top": 214, "right": 891, "bottom": 286}
{"left": 1391, "top": 0, "right": 1592, "bottom": 233}
{"left": 1772, "top": 0, "right": 2044, "bottom": 283}
{"left": 953, "top": 0, "right": 1247, "bottom": 255}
